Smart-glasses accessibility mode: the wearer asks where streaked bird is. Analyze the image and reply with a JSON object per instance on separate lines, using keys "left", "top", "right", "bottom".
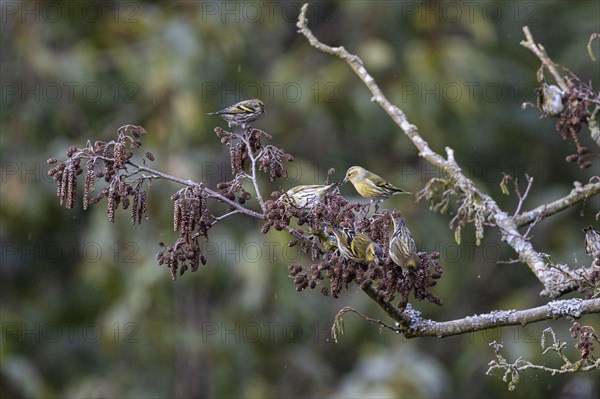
{"left": 536, "top": 83, "right": 564, "bottom": 117}
{"left": 280, "top": 183, "right": 339, "bottom": 209}
{"left": 343, "top": 166, "right": 410, "bottom": 202}
{"left": 389, "top": 216, "right": 421, "bottom": 269}
{"left": 326, "top": 224, "right": 382, "bottom": 264}
{"left": 583, "top": 225, "right": 600, "bottom": 258}
{"left": 208, "top": 99, "right": 265, "bottom": 128}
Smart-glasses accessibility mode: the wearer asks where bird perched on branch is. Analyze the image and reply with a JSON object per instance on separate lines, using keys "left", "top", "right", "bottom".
{"left": 343, "top": 166, "right": 410, "bottom": 203}
{"left": 280, "top": 183, "right": 339, "bottom": 209}
{"left": 389, "top": 215, "right": 421, "bottom": 270}
{"left": 208, "top": 99, "right": 265, "bottom": 128}
{"left": 326, "top": 224, "right": 382, "bottom": 264}
{"left": 536, "top": 83, "right": 564, "bottom": 117}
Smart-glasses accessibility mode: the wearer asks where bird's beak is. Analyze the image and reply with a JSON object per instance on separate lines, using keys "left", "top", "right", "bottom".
{"left": 343, "top": 176, "right": 348, "bottom": 184}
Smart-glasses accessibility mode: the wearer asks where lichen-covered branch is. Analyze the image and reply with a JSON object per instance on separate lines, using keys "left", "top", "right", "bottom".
{"left": 338, "top": 296, "right": 600, "bottom": 339}
{"left": 402, "top": 298, "right": 600, "bottom": 338}
{"left": 516, "top": 181, "right": 600, "bottom": 228}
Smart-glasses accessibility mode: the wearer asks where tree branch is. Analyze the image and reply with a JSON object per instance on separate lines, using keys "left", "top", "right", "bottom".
{"left": 520, "top": 26, "right": 567, "bottom": 89}
{"left": 360, "top": 285, "right": 411, "bottom": 326}
{"left": 381, "top": 298, "right": 600, "bottom": 339}
{"left": 240, "top": 134, "right": 267, "bottom": 212}
{"left": 129, "top": 161, "right": 265, "bottom": 220}
{"left": 515, "top": 181, "right": 600, "bottom": 228}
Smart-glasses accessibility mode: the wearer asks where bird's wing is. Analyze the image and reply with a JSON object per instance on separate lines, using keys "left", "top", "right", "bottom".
{"left": 230, "top": 105, "right": 255, "bottom": 114}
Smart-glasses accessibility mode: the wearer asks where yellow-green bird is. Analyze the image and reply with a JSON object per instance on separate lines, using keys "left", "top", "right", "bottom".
{"left": 536, "top": 83, "right": 564, "bottom": 117}
{"left": 326, "top": 224, "right": 382, "bottom": 264}
{"left": 389, "top": 216, "right": 421, "bottom": 269}
{"left": 344, "top": 166, "right": 410, "bottom": 202}
{"left": 280, "top": 183, "right": 339, "bottom": 209}
{"left": 208, "top": 99, "right": 265, "bottom": 128}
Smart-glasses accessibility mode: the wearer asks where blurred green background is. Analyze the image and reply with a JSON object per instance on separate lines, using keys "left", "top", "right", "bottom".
{"left": 1, "top": 0, "right": 599, "bottom": 397}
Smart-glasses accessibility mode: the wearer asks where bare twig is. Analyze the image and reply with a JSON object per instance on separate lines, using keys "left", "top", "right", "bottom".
{"left": 487, "top": 337, "right": 599, "bottom": 391}
{"left": 586, "top": 32, "right": 599, "bottom": 62}
{"left": 513, "top": 175, "right": 534, "bottom": 217}
{"left": 240, "top": 133, "right": 266, "bottom": 212}
{"left": 361, "top": 285, "right": 414, "bottom": 326}
{"left": 522, "top": 211, "right": 543, "bottom": 240}
{"left": 520, "top": 26, "right": 567, "bottom": 89}
{"left": 515, "top": 181, "right": 600, "bottom": 228}
{"left": 331, "top": 306, "right": 398, "bottom": 343}
{"left": 210, "top": 210, "right": 241, "bottom": 225}
{"left": 129, "top": 161, "right": 265, "bottom": 220}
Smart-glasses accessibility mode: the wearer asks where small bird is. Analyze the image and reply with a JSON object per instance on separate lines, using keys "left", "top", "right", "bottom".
{"left": 536, "top": 83, "right": 564, "bottom": 117}
{"left": 208, "top": 99, "right": 265, "bottom": 128}
{"left": 326, "top": 224, "right": 382, "bottom": 264}
{"left": 280, "top": 183, "right": 339, "bottom": 209}
{"left": 389, "top": 216, "right": 421, "bottom": 269}
{"left": 583, "top": 225, "right": 600, "bottom": 259}
{"left": 343, "top": 166, "right": 410, "bottom": 202}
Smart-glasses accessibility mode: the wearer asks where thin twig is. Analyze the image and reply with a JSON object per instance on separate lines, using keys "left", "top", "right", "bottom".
{"left": 523, "top": 211, "right": 543, "bottom": 240}
{"left": 515, "top": 182, "right": 600, "bottom": 228}
{"left": 332, "top": 306, "right": 399, "bottom": 342}
{"left": 360, "top": 285, "right": 412, "bottom": 326}
{"left": 240, "top": 132, "right": 266, "bottom": 212}
{"left": 520, "top": 26, "right": 567, "bottom": 89}
{"left": 513, "top": 175, "right": 534, "bottom": 217}
{"left": 129, "top": 161, "right": 265, "bottom": 220}
{"left": 210, "top": 210, "right": 241, "bottom": 225}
